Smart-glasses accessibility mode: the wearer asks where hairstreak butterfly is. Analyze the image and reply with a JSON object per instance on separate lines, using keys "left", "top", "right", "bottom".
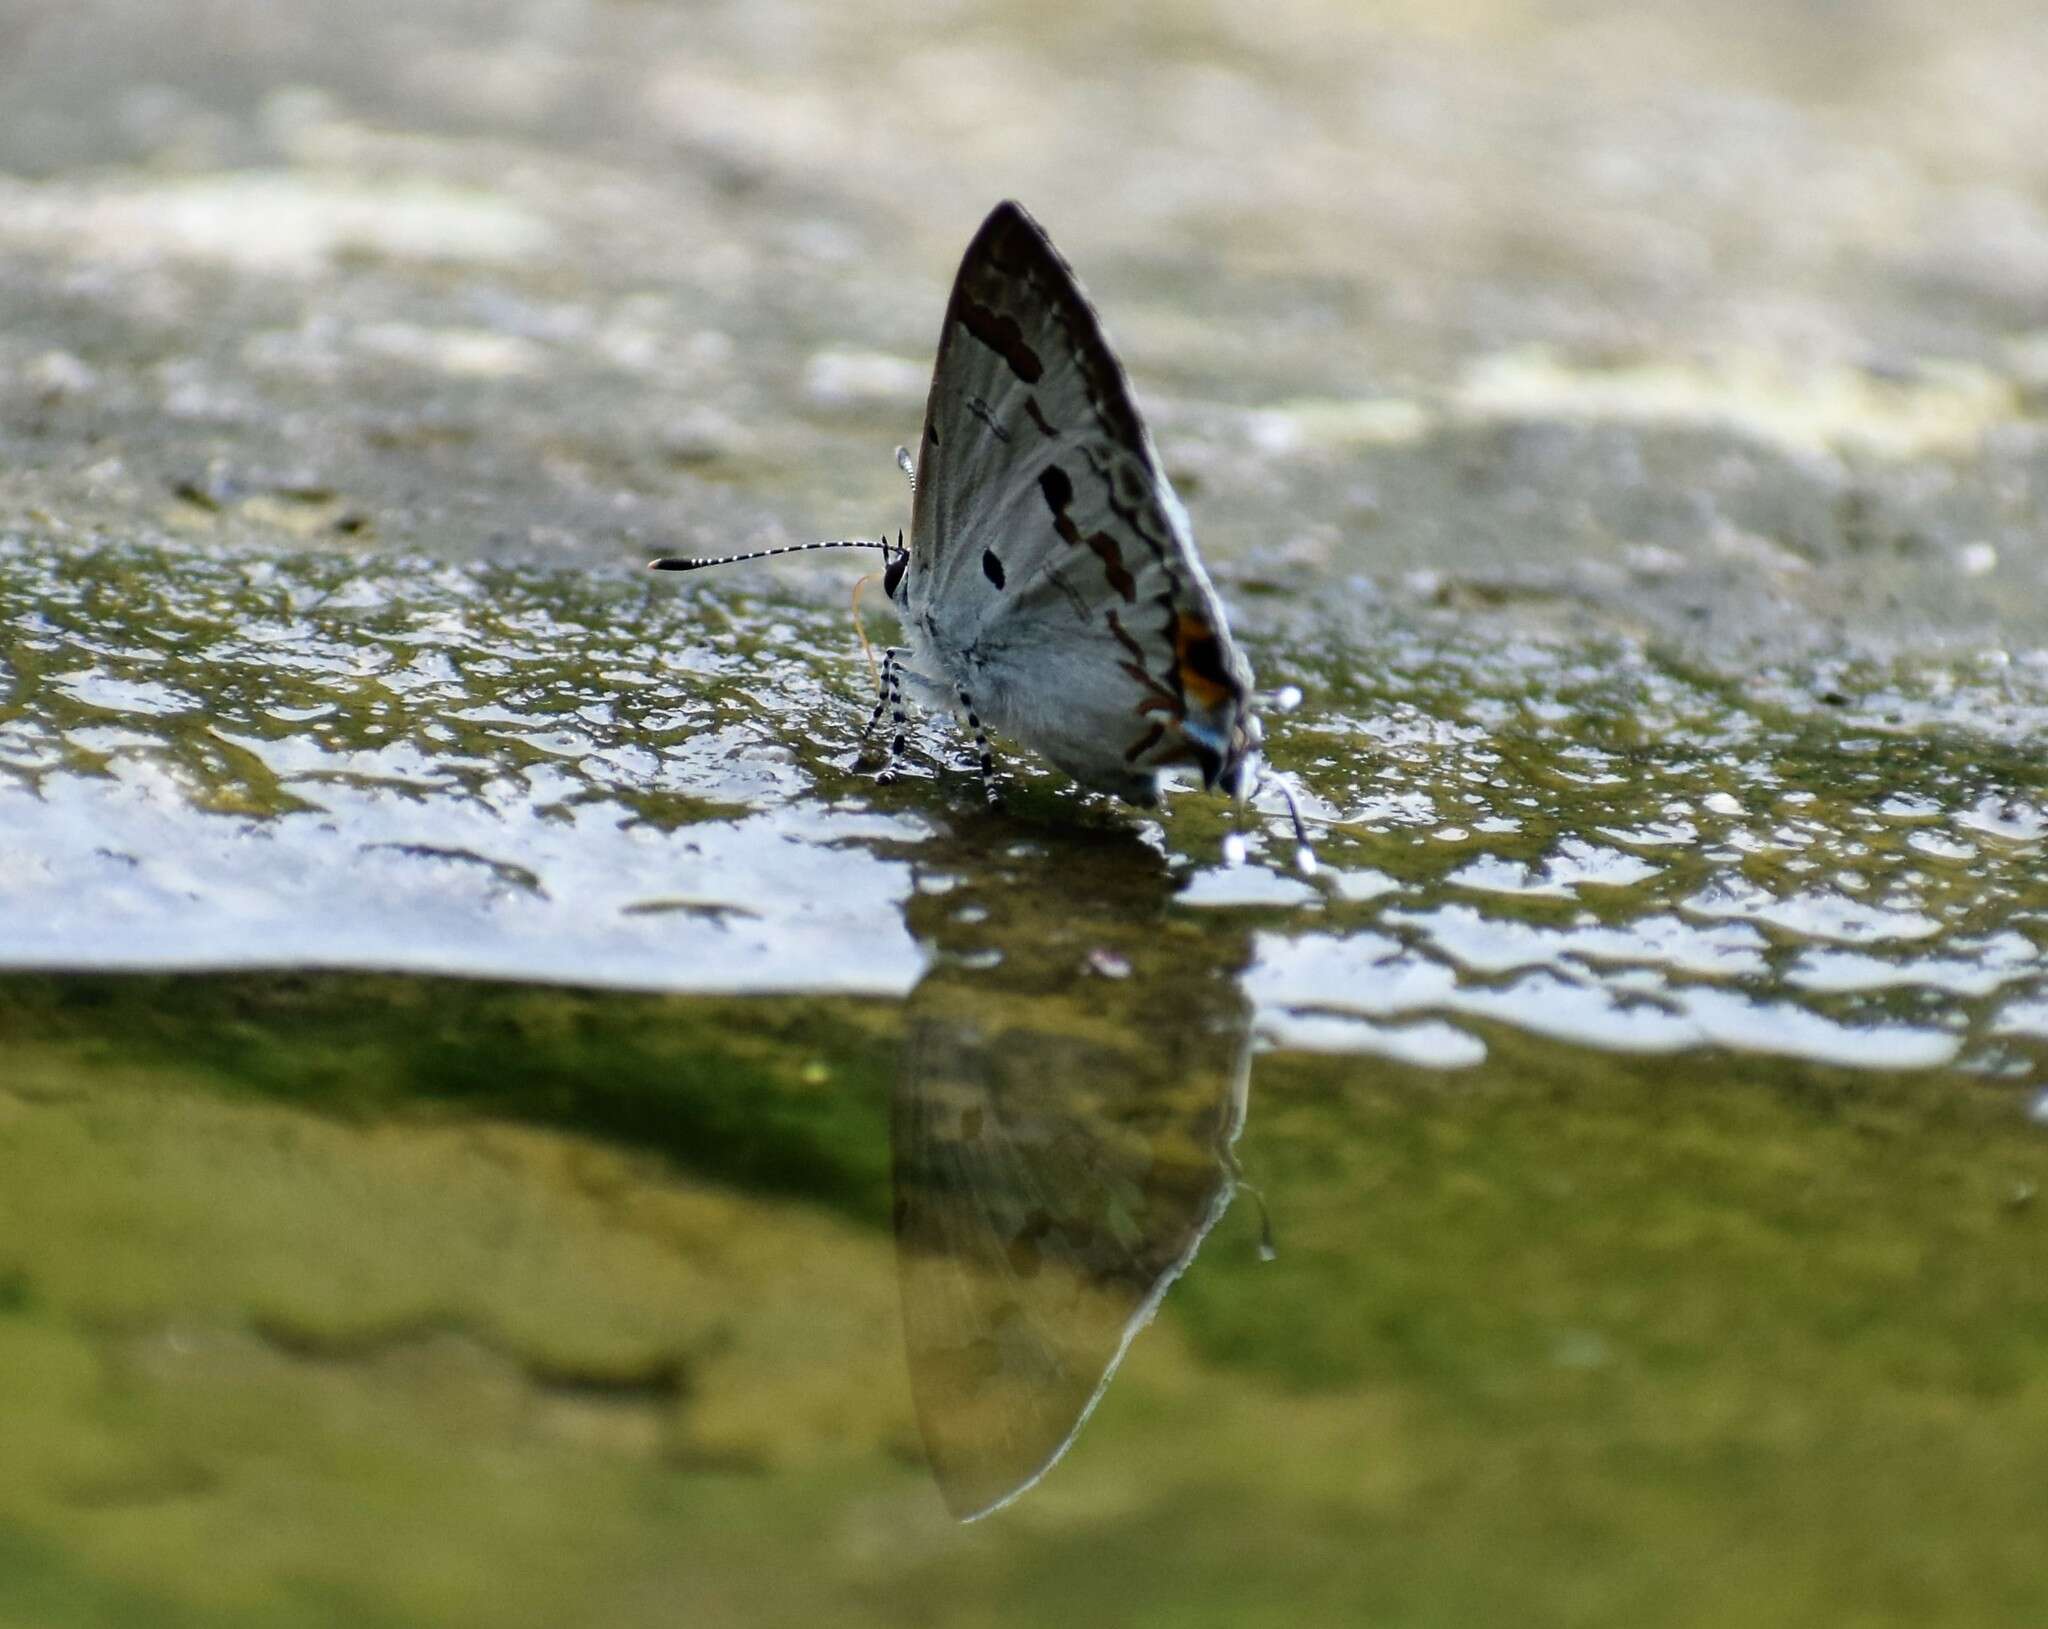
{"left": 653, "top": 201, "right": 1311, "bottom": 867}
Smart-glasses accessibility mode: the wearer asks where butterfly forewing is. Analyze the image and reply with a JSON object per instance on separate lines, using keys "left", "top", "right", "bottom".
{"left": 906, "top": 202, "right": 1256, "bottom": 800}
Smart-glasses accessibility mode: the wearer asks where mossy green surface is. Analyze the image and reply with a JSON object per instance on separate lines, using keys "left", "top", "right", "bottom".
{"left": 1, "top": 528, "right": 2042, "bottom": 1626}
{"left": 0, "top": 974, "right": 896, "bottom": 1219}
{"left": 4, "top": 973, "right": 2046, "bottom": 1628}
{"left": 1, "top": 520, "right": 2041, "bottom": 1629}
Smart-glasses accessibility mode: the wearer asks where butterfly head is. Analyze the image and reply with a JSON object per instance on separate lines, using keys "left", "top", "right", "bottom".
{"left": 883, "top": 533, "right": 910, "bottom": 603}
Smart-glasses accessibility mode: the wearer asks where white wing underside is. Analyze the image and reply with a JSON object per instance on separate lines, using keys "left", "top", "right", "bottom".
{"left": 902, "top": 203, "right": 1255, "bottom": 802}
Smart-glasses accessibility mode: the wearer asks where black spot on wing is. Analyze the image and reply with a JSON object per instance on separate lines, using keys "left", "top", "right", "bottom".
{"left": 1036, "top": 462, "right": 1134, "bottom": 602}
{"left": 1024, "top": 397, "right": 1057, "bottom": 438}
{"left": 1038, "top": 465, "right": 1073, "bottom": 514}
{"left": 955, "top": 295, "right": 1044, "bottom": 384}
{"left": 982, "top": 549, "right": 1005, "bottom": 589}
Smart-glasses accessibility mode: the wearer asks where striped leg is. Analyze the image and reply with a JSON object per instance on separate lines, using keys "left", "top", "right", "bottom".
{"left": 955, "top": 685, "right": 1001, "bottom": 808}
{"left": 874, "top": 651, "right": 910, "bottom": 785}
{"left": 862, "top": 647, "right": 898, "bottom": 743}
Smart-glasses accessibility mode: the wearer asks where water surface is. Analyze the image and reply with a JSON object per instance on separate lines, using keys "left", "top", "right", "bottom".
{"left": 3, "top": 532, "right": 2045, "bottom": 1627}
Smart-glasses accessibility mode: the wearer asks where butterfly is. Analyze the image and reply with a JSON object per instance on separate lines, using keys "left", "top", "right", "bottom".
{"left": 654, "top": 201, "right": 1309, "bottom": 861}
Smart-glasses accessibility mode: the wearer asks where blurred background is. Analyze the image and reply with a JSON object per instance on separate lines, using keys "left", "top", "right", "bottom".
{"left": 4, "top": 0, "right": 2047, "bottom": 648}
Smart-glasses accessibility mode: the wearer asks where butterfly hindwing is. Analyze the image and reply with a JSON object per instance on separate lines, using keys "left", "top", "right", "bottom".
{"left": 904, "top": 202, "right": 1256, "bottom": 800}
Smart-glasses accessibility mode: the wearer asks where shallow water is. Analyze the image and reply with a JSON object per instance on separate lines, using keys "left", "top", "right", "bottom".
{"left": 5, "top": 0, "right": 2048, "bottom": 1622}
{"left": 3, "top": 530, "right": 2046, "bottom": 1625}
{"left": 4, "top": 535, "right": 2043, "bottom": 1066}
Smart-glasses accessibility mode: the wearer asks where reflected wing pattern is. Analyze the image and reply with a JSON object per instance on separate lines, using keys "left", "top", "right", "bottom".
{"left": 890, "top": 830, "right": 1255, "bottom": 1519}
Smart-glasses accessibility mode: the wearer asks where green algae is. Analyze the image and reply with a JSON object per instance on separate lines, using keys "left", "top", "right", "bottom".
{"left": 1, "top": 526, "right": 2043, "bottom": 1629}
{"left": 0, "top": 974, "right": 896, "bottom": 1219}
{"left": 3, "top": 969, "right": 2047, "bottom": 1628}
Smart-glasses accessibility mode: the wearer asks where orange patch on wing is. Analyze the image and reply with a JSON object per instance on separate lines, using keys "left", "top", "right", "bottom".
{"left": 1173, "top": 615, "right": 1234, "bottom": 711}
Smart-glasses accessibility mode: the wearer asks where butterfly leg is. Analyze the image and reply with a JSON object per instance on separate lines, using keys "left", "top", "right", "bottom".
{"left": 874, "top": 650, "right": 911, "bottom": 785}
{"left": 1251, "top": 762, "right": 1318, "bottom": 876}
{"left": 1271, "top": 771, "right": 1318, "bottom": 875}
{"left": 862, "top": 646, "right": 899, "bottom": 743}
{"left": 954, "top": 685, "right": 1002, "bottom": 809}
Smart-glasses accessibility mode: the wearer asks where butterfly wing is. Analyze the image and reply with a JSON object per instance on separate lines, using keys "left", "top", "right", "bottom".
{"left": 892, "top": 977, "right": 1252, "bottom": 1520}
{"left": 906, "top": 202, "right": 1257, "bottom": 800}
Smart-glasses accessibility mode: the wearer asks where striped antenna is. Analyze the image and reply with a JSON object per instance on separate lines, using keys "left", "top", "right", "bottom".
{"left": 647, "top": 538, "right": 903, "bottom": 573}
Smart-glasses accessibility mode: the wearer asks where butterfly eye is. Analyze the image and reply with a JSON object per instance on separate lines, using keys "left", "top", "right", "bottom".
{"left": 883, "top": 550, "right": 909, "bottom": 600}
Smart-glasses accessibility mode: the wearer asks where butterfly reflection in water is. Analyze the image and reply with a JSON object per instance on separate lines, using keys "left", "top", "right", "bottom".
{"left": 651, "top": 200, "right": 1313, "bottom": 865}
{"left": 891, "top": 828, "right": 1258, "bottom": 1519}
